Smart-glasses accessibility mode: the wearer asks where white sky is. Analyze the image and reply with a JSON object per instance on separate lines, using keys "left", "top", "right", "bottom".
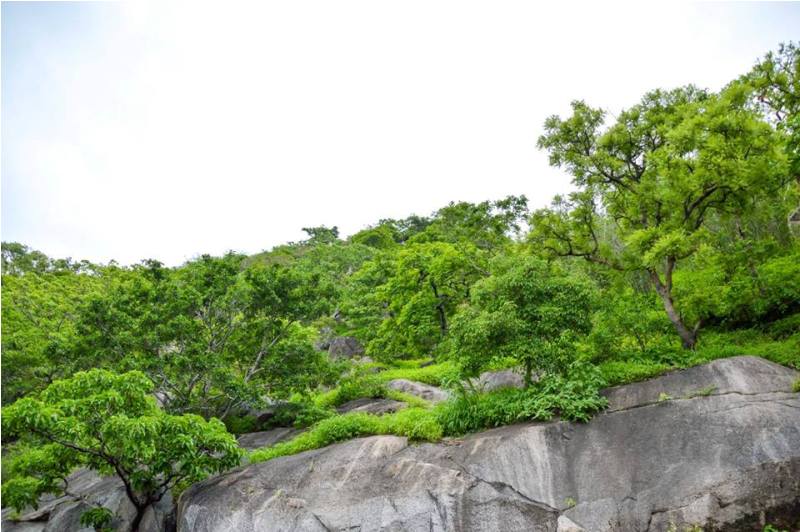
{"left": 2, "top": 1, "right": 799, "bottom": 265}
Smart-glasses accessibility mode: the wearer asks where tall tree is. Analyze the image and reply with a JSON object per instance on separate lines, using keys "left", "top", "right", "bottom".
{"left": 532, "top": 85, "right": 788, "bottom": 348}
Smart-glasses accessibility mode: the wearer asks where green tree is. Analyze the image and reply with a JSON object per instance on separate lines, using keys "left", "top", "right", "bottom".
{"left": 1, "top": 266, "right": 106, "bottom": 404}
{"left": 366, "top": 242, "right": 486, "bottom": 359}
{"left": 73, "top": 254, "right": 328, "bottom": 419}
{"left": 412, "top": 196, "right": 529, "bottom": 250}
{"left": 450, "top": 256, "right": 595, "bottom": 385}
{"left": 1, "top": 369, "right": 242, "bottom": 531}
{"left": 532, "top": 84, "right": 789, "bottom": 348}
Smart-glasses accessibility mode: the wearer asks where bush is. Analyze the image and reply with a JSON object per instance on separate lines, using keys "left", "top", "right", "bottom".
{"left": 314, "top": 375, "right": 387, "bottom": 408}
{"left": 436, "top": 365, "right": 608, "bottom": 436}
{"left": 224, "top": 414, "right": 259, "bottom": 434}
{"left": 689, "top": 328, "right": 800, "bottom": 370}
{"left": 375, "top": 361, "right": 460, "bottom": 387}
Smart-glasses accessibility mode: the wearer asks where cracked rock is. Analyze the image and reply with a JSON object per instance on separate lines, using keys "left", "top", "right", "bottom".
{"left": 178, "top": 356, "right": 799, "bottom": 531}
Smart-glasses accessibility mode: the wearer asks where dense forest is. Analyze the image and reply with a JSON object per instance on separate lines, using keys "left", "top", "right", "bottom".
{"left": 2, "top": 43, "right": 799, "bottom": 530}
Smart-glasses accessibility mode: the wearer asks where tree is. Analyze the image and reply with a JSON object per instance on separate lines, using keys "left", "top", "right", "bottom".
{"left": 449, "top": 256, "right": 595, "bottom": 385}
{"left": 746, "top": 42, "right": 800, "bottom": 231}
{"left": 365, "top": 242, "right": 486, "bottom": 359}
{"left": 532, "top": 85, "right": 789, "bottom": 348}
{"left": 1, "top": 266, "right": 105, "bottom": 404}
{"left": 301, "top": 225, "right": 340, "bottom": 245}
{"left": 1, "top": 369, "right": 242, "bottom": 531}
{"left": 73, "top": 254, "right": 329, "bottom": 419}
{"left": 413, "top": 196, "right": 529, "bottom": 250}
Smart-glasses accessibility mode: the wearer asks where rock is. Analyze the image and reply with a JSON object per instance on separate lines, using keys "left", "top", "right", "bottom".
{"left": 336, "top": 398, "right": 407, "bottom": 415}
{"left": 470, "top": 369, "right": 525, "bottom": 392}
{"left": 386, "top": 378, "right": 450, "bottom": 403}
{"left": 178, "top": 356, "right": 800, "bottom": 532}
{"left": 2, "top": 469, "right": 174, "bottom": 532}
{"left": 237, "top": 427, "right": 303, "bottom": 451}
{"left": 557, "top": 515, "right": 585, "bottom": 532}
{"left": 314, "top": 326, "right": 335, "bottom": 351}
{"left": 327, "top": 336, "right": 365, "bottom": 359}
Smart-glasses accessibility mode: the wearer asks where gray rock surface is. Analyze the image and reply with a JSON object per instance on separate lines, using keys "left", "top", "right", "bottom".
{"left": 178, "top": 356, "right": 800, "bottom": 532}
{"left": 327, "top": 336, "right": 365, "bottom": 359}
{"left": 336, "top": 397, "right": 407, "bottom": 415}
{"left": 237, "top": 427, "right": 303, "bottom": 451}
{"left": 386, "top": 378, "right": 451, "bottom": 403}
{"left": 2, "top": 469, "right": 173, "bottom": 532}
{"left": 470, "top": 368, "right": 525, "bottom": 391}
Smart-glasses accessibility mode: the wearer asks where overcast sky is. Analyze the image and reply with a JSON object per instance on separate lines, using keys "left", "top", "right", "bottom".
{"left": 2, "top": 2, "right": 799, "bottom": 265}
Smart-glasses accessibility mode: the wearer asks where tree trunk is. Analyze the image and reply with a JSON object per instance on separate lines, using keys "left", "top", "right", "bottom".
{"left": 429, "top": 280, "right": 448, "bottom": 335}
{"left": 129, "top": 503, "right": 147, "bottom": 532}
{"left": 649, "top": 262, "right": 697, "bottom": 350}
{"left": 524, "top": 360, "right": 534, "bottom": 388}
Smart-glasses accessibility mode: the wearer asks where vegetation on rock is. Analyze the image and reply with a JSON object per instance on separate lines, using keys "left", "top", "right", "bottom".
{"left": 2, "top": 42, "right": 800, "bottom": 528}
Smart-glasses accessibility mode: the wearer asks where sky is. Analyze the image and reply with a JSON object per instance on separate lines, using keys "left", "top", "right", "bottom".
{"left": 2, "top": 2, "right": 799, "bottom": 266}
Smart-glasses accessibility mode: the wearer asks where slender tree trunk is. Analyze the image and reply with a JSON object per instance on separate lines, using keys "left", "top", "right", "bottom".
{"left": 649, "top": 260, "right": 697, "bottom": 349}
{"left": 524, "top": 360, "right": 533, "bottom": 388}
{"left": 130, "top": 505, "right": 146, "bottom": 532}
{"left": 429, "top": 280, "right": 448, "bottom": 335}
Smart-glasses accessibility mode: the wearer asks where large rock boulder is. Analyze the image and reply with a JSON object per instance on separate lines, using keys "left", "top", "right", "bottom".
{"left": 327, "top": 336, "right": 365, "bottom": 360}
{"left": 178, "top": 356, "right": 800, "bottom": 531}
{"left": 336, "top": 398, "right": 407, "bottom": 415}
{"left": 470, "top": 369, "right": 525, "bottom": 392}
{"left": 1, "top": 469, "right": 174, "bottom": 532}
{"left": 237, "top": 427, "right": 303, "bottom": 452}
{"left": 386, "top": 379, "right": 450, "bottom": 403}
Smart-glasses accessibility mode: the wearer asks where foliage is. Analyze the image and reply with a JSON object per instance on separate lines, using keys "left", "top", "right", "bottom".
{"left": 79, "top": 507, "right": 114, "bottom": 531}
{"left": 436, "top": 364, "right": 608, "bottom": 436}
{"left": 531, "top": 82, "right": 791, "bottom": 349}
{"left": 1, "top": 267, "right": 104, "bottom": 404}
{"left": 71, "top": 255, "right": 331, "bottom": 419}
{"left": 365, "top": 241, "right": 487, "bottom": 359}
{"left": 2, "top": 43, "right": 800, "bottom": 515}
{"left": 598, "top": 360, "right": 672, "bottom": 387}
{"left": 313, "top": 375, "right": 387, "bottom": 408}
{"left": 1, "top": 370, "right": 242, "bottom": 528}
{"left": 249, "top": 407, "right": 442, "bottom": 463}
{"left": 374, "top": 361, "right": 460, "bottom": 387}
{"left": 449, "top": 255, "right": 595, "bottom": 384}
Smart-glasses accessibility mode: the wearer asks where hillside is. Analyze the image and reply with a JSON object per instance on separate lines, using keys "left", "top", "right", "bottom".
{"left": 2, "top": 43, "right": 800, "bottom": 532}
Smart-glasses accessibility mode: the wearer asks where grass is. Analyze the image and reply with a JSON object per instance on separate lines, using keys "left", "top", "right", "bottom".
{"left": 373, "top": 361, "right": 460, "bottom": 387}
{"left": 597, "top": 326, "right": 799, "bottom": 388}
{"left": 251, "top": 369, "right": 608, "bottom": 463}
{"left": 249, "top": 408, "right": 441, "bottom": 463}
{"left": 249, "top": 323, "right": 800, "bottom": 465}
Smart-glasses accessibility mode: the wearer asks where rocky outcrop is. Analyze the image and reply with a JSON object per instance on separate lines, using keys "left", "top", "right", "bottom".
{"left": 387, "top": 379, "right": 450, "bottom": 403}
{"left": 237, "top": 427, "right": 303, "bottom": 452}
{"left": 470, "top": 368, "right": 525, "bottom": 391}
{"left": 1, "top": 469, "right": 173, "bottom": 532}
{"left": 327, "top": 336, "right": 365, "bottom": 359}
{"left": 178, "top": 356, "right": 800, "bottom": 531}
{"left": 336, "top": 397, "right": 407, "bottom": 415}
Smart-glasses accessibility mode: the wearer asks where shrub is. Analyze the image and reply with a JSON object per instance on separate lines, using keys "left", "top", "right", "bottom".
{"left": 224, "top": 414, "right": 259, "bottom": 435}
{"left": 436, "top": 365, "right": 608, "bottom": 436}
{"left": 376, "top": 361, "right": 460, "bottom": 387}
{"left": 314, "top": 375, "right": 387, "bottom": 408}
{"left": 1, "top": 370, "right": 242, "bottom": 529}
